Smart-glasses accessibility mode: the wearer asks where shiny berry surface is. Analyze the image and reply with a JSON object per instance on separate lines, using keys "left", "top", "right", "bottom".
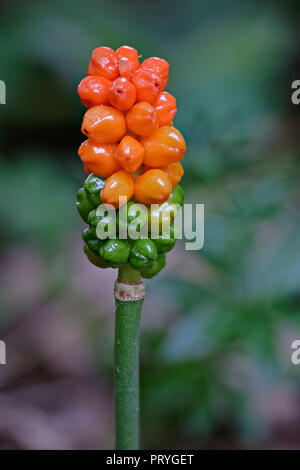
{"left": 159, "top": 162, "right": 184, "bottom": 187}
{"left": 140, "top": 57, "right": 169, "bottom": 89}
{"left": 116, "top": 46, "right": 139, "bottom": 80}
{"left": 116, "top": 136, "right": 144, "bottom": 173}
{"left": 88, "top": 46, "right": 119, "bottom": 80}
{"left": 108, "top": 77, "right": 136, "bottom": 111}
{"left": 101, "top": 169, "right": 134, "bottom": 208}
{"left": 82, "top": 105, "right": 126, "bottom": 144}
{"left": 131, "top": 68, "right": 162, "bottom": 104}
{"left": 154, "top": 91, "right": 177, "bottom": 126}
{"left": 140, "top": 125, "right": 186, "bottom": 167}
{"left": 78, "top": 139, "right": 120, "bottom": 177}
{"left": 78, "top": 76, "right": 111, "bottom": 108}
{"left": 134, "top": 169, "right": 172, "bottom": 205}
{"left": 126, "top": 102, "right": 158, "bottom": 136}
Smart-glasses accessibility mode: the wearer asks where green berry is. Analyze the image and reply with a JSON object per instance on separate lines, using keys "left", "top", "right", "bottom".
{"left": 168, "top": 184, "right": 184, "bottom": 207}
{"left": 129, "top": 238, "right": 157, "bottom": 271}
{"left": 82, "top": 226, "right": 97, "bottom": 242}
{"left": 83, "top": 244, "right": 110, "bottom": 269}
{"left": 84, "top": 173, "right": 106, "bottom": 207}
{"left": 100, "top": 239, "right": 130, "bottom": 268}
{"left": 142, "top": 253, "right": 166, "bottom": 278}
{"left": 153, "top": 223, "right": 178, "bottom": 253}
{"left": 76, "top": 187, "right": 94, "bottom": 223}
{"left": 86, "top": 238, "right": 103, "bottom": 253}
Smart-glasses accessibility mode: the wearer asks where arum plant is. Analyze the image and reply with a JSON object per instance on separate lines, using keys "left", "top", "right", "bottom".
{"left": 76, "top": 45, "right": 186, "bottom": 449}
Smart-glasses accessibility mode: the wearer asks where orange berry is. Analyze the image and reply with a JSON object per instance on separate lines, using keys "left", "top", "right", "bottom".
{"left": 116, "top": 46, "right": 139, "bottom": 80}
{"left": 126, "top": 102, "right": 158, "bottom": 136}
{"left": 134, "top": 169, "right": 172, "bottom": 205}
{"left": 82, "top": 105, "right": 126, "bottom": 144}
{"left": 116, "top": 136, "right": 144, "bottom": 173}
{"left": 140, "top": 57, "right": 169, "bottom": 89}
{"left": 78, "top": 139, "right": 120, "bottom": 177}
{"left": 101, "top": 170, "right": 134, "bottom": 208}
{"left": 87, "top": 46, "right": 119, "bottom": 80}
{"left": 108, "top": 77, "right": 136, "bottom": 110}
{"left": 87, "top": 60, "right": 100, "bottom": 76}
{"left": 77, "top": 76, "right": 111, "bottom": 108}
{"left": 131, "top": 68, "right": 162, "bottom": 104}
{"left": 83, "top": 164, "right": 92, "bottom": 175}
{"left": 159, "top": 162, "right": 184, "bottom": 187}
{"left": 153, "top": 92, "right": 177, "bottom": 126}
{"left": 140, "top": 125, "right": 186, "bottom": 167}
{"left": 141, "top": 162, "right": 183, "bottom": 187}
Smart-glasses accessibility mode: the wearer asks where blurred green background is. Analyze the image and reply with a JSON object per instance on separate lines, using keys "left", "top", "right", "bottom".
{"left": 1, "top": 0, "right": 300, "bottom": 449}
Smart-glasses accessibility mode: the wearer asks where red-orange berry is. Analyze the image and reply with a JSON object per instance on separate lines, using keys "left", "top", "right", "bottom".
{"left": 134, "top": 169, "right": 172, "bottom": 205}
{"left": 116, "top": 46, "right": 140, "bottom": 80}
{"left": 153, "top": 91, "right": 177, "bottom": 126}
{"left": 159, "top": 162, "right": 184, "bottom": 187}
{"left": 126, "top": 102, "right": 159, "bottom": 136}
{"left": 140, "top": 125, "right": 186, "bottom": 167}
{"left": 108, "top": 77, "right": 136, "bottom": 110}
{"left": 83, "top": 164, "right": 91, "bottom": 175}
{"left": 140, "top": 57, "right": 169, "bottom": 89}
{"left": 82, "top": 105, "right": 126, "bottom": 144}
{"left": 87, "top": 46, "right": 119, "bottom": 80}
{"left": 78, "top": 139, "right": 120, "bottom": 177}
{"left": 101, "top": 170, "right": 134, "bottom": 208}
{"left": 77, "top": 76, "right": 111, "bottom": 108}
{"left": 116, "top": 136, "right": 144, "bottom": 173}
{"left": 142, "top": 161, "right": 183, "bottom": 187}
{"left": 131, "top": 68, "right": 163, "bottom": 104}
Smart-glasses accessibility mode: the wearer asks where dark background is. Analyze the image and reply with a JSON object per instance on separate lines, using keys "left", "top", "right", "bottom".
{"left": 1, "top": 0, "right": 300, "bottom": 449}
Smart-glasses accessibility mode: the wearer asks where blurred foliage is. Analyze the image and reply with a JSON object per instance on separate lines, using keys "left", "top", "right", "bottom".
{"left": 1, "top": 0, "right": 300, "bottom": 449}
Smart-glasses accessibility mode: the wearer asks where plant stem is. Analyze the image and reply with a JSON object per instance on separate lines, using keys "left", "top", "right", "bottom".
{"left": 118, "top": 262, "right": 142, "bottom": 283}
{"left": 114, "top": 265, "right": 145, "bottom": 450}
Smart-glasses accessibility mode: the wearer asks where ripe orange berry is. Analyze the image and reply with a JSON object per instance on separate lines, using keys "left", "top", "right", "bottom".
{"left": 159, "top": 162, "right": 184, "bottom": 187}
{"left": 142, "top": 162, "right": 183, "bottom": 187}
{"left": 83, "top": 164, "right": 91, "bottom": 175}
{"left": 116, "top": 46, "right": 140, "bottom": 80}
{"left": 116, "top": 136, "right": 144, "bottom": 173}
{"left": 108, "top": 77, "right": 136, "bottom": 111}
{"left": 82, "top": 105, "right": 126, "bottom": 144}
{"left": 140, "top": 125, "right": 186, "bottom": 167}
{"left": 134, "top": 169, "right": 172, "bottom": 205}
{"left": 87, "top": 46, "right": 119, "bottom": 80}
{"left": 153, "top": 92, "right": 177, "bottom": 126}
{"left": 131, "top": 68, "right": 162, "bottom": 104}
{"left": 140, "top": 57, "right": 169, "bottom": 89}
{"left": 101, "top": 170, "right": 134, "bottom": 208}
{"left": 78, "top": 139, "right": 120, "bottom": 177}
{"left": 77, "top": 76, "right": 111, "bottom": 108}
{"left": 126, "top": 102, "right": 158, "bottom": 136}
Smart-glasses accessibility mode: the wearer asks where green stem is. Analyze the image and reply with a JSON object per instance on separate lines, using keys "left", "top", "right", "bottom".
{"left": 118, "top": 262, "right": 142, "bottom": 283}
{"left": 114, "top": 266, "right": 144, "bottom": 450}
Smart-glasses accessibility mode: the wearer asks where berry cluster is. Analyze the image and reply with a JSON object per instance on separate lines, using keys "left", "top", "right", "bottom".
{"left": 78, "top": 46, "right": 185, "bottom": 207}
{"left": 76, "top": 46, "right": 186, "bottom": 277}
